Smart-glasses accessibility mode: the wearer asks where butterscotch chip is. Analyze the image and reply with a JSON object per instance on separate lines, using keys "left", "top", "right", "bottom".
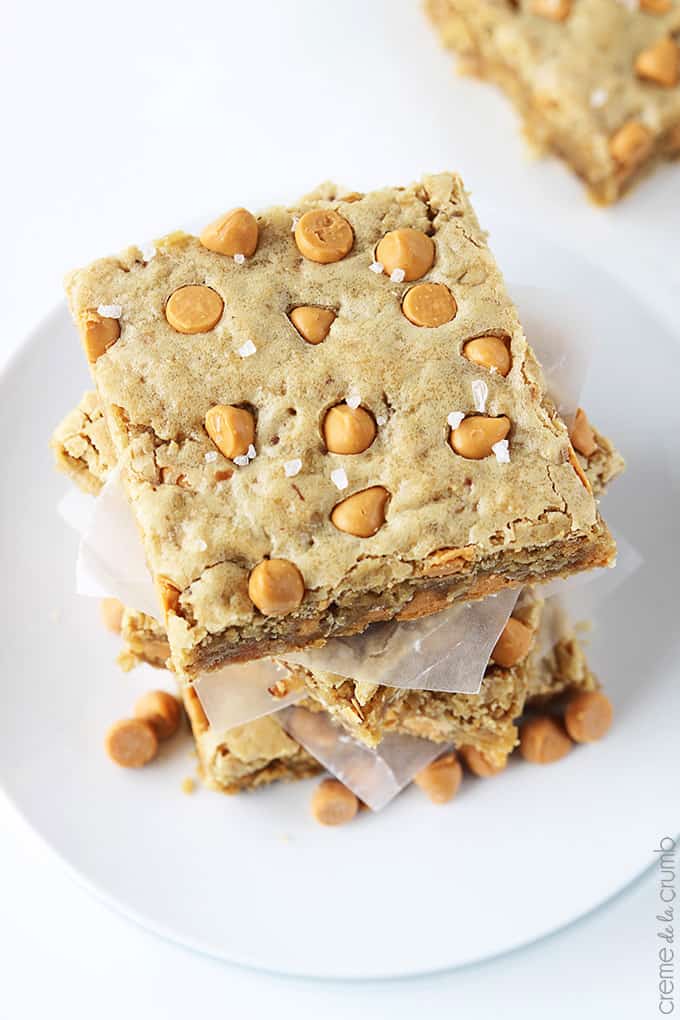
{"left": 609, "top": 121, "right": 654, "bottom": 169}
{"left": 199, "top": 208, "right": 259, "bottom": 257}
{"left": 402, "top": 283, "right": 457, "bottom": 327}
{"left": 165, "top": 285, "right": 224, "bottom": 334}
{"left": 635, "top": 36, "right": 680, "bottom": 87}
{"left": 491, "top": 617, "right": 534, "bottom": 668}
{"left": 564, "top": 690, "right": 613, "bottom": 743}
{"left": 100, "top": 598, "right": 124, "bottom": 634}
{"left": 134, "top": 690, "right": 182, "bottom": 740}
{"left": 449, "top": 415, "right": 511, "bottom": 459}
{"left": 414, "top": 752, "right": 463, "bottom": 804}
{"left": 205, "top": 405, "right": 255, "bottom": 460}
{"left": 569, "top": 407, "right": 597, "bottom": 457}
{"left": 323, "top": 404, "right": 376, "bottom": 454}
{"left": 331, "top": 486, "right": 389, "bottom": 537}
{"left": 290, "top": 306, "right": 336, "bottom": 344}
{"left": 463, "top": 335, "right": 511, "bottom": 376}
{"left": 519, "top": 716, "right": 572, "bottom": 764}
{"left": 311, "top": 778, "right": 359, "bottom": 826}
{"left": 294, "top": 209, "right": 353, "bottom": 264}
{"left": 641, "top": 0, "right": 672, "bottom": 14}
{"left": 78, "top": 310, "right": 120, "bottom": 364}
{"left": 376, "top": 229, "right": 435, "bottom": 282}
{"left": 459, "top": 745, "right": 507, "bottom": 777}
{"left": 105, "top": 718, "right": 158, "bottom": 768}
{"left": 248, "top": 559, "right": 305, "bottom": 615}
{"left": 530, "top": 0, "right": 571, "bottom": 20}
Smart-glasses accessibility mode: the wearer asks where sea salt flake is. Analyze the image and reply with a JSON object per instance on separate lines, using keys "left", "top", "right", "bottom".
{"left": 246, "top": 444, "right": 257, "bottom": 460}
{"left": 369, "top": 261, "right": 384, "bottom": 274}
{"left": 291, "top": 216, "right": 299, "bottom": 232}
{"left": 471, "top": 379, "right": 488, "bottom": 413}
{"left": 238, "top": 339, "right": 257, "bottom": 358}
{"left": 390, "top": 268, "right": 405, "bottom": 283}
{"left": 140, "top": 243, "right": 156, "bottom": 262}
{"left": 284, "top": 459, "right": 302, "bottom": 477}
{"left": 447, "top": 411, "right": 465, "bottom": 429}
{"left": 376, "top": 414, "right": 387, "bottom": 426}
{"left": 346, "top": 392, "right": 361, "bottom": 409}
{"left": 97, "top": 304, "right": 122, "bottom": 319}
{"left": 234, "top": 455, "right": 250, "bottom": 467}
{"left": 194, "top": 539, "right": 208, "bottom": 552}
{"left": 492, "top": 439, "right": 510, "bottom": 464}
{"left": 204, "top": 451, "right": 218, "bottom": 463}
{"left": 233, "top": 253, "right": 246, "bottom": 265}
{"left": 590, "top": 88, "right": 608, "bottom": 109}
{"left": 331, "top": 468, "right": 349, "bottom": 490}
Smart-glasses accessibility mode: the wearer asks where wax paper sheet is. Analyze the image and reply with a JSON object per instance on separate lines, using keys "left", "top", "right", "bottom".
{"left": 278, "top": 705, "right": 443, "bottom": 812}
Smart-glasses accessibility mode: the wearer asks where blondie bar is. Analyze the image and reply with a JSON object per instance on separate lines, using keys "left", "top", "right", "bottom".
{"left": 52, "top": 396, "right": 609, "bottom": 789}
{"left": 64, "top": 174, "right": 615, "bottom": 676}
{"left": 185, "top": 600, "right": 601, "bottom": 793}
{"left": 426, "top": 0, "right": 680, "bottom": 203}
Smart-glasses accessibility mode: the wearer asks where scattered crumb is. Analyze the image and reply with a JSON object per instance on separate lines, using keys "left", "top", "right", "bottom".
{"left": 181, "top": 777, "right": 195, "bottom": 795}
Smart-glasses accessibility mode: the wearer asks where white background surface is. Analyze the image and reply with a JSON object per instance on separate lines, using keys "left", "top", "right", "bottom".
{"left": 1, "top": 0, "right": 678, "bottom": 1015}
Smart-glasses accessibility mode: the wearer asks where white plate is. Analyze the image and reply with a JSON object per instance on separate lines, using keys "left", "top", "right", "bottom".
{"left": 0, "top": 223, "right": 678, "bottom": 980}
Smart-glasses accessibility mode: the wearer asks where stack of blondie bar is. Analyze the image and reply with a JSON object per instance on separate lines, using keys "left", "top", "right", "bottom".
{"left": 51, "top": 173, "right": 623, "bottom": 823}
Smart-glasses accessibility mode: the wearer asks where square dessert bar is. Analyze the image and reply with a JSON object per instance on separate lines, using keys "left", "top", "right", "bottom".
{"left": 426, "top": 0, "right": 680, "bottom": 204}
{"left": 52, "top": 393, "right": 611, "bottom": 787}
{"left": 65, "top": 174, "right": 615, "bottom": 676}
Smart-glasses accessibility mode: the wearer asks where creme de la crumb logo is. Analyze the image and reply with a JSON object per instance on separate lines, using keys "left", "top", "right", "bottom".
{"left": 656, "top": 836, "right": 676, "bottom": 1015}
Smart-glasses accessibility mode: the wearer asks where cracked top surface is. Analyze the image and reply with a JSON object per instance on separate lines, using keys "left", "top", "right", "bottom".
{"left": 65, "top": 173, "right": 601, "bottom": 656}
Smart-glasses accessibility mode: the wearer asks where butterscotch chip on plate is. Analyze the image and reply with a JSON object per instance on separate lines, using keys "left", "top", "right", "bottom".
{"left": 414, "top": 752, "right": 463, "bottom": 803}
{"left": 65, "top": 174, "right": 614, "bottom": 677}
{"left": 425, "top": 2, "right": 680, "bottom": 203}
{"left": 564, "top": 690, "right": 613, "bottom": 742}
{"left": 105, "top": 718, "right": 158, "bottom": 768}
{"left": 134, "top": 690, "right": 182, "bottom": 740}
{"left": 310, "top": 778, "right": 359, "bottom": 826}
{"left": 459, "top": 745, "right": 507, "bottom": 777}
{"left": 519, "top": 715, "right": 573, "bottom": 764}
